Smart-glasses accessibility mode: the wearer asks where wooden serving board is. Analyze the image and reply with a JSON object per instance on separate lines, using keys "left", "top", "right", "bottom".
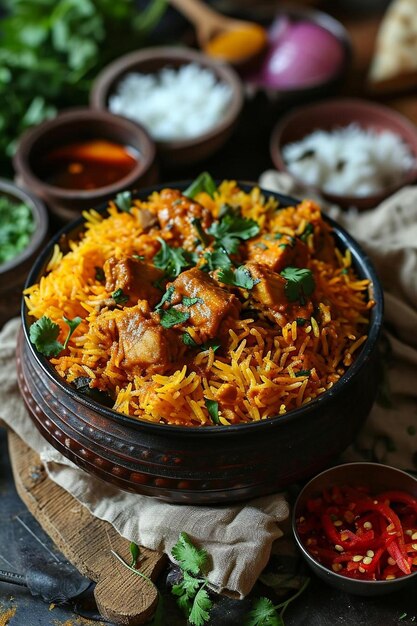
{"left": 7, "top": 430, "right": 167, "bottom": 626}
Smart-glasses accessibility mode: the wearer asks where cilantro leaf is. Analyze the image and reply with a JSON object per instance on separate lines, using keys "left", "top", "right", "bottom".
{"left": 280, "top": 267, "right": 315, "bottom": 305}
{"left": 300, "top": 222, "right": 314, "bottom": 243}
{"left": 218, "top": 266, "right": 260, "bottom": 290}
{"left": 192, "top": 217, "right": 210, "bottom": 247}
{"left": 155, "top": 286, "right": 175, "bottom": 311}
{"left": 62, "top": 316, "right": 82, "bottom": 349}
{"left": 189, "top": 587, "right": 213, "bottom": 626}
{"left": 295, "top": 369, "right": 311, "bottom": 377}
{"left": 182, "top": 333, "right": 220, "bottom": 352}
{"left": 29, "top": 316, "right": 63, "bottom": 357}
{"left": 112, "top": 288, "right": 129, "bottom": 304}
{"left": 95, "top": 266, "right": 105, "bottom": 281}
{"left": 115, "top": 190, "right": 132, "bottom": 213}
{"left": 184, "top": 172, "right": 217, "bottom": 199}
{"left": 203, "top": 248, "right": 232, "bottom": 272}
{"left": 171, "top": 532, "right": 208, "bottom": 576}
{"left": 159, "top": 309, "right": 190, "bottom": 329}
{"left": 153, "top": 239, "right": 195, "bottom": 278}
{"left": 173, "top": 571, "right": 201, "bottom": 599}
{"left": 205, "top": 399, "right": 220, "bottom": 424}
{"left": 183, "top": 296, "right": 203, "bottom": 307}
{"left": 245, "top": 597, "right": 282, "bottom": 626}
{"left": 208, "top": 213, "right": 260, "bottom": 254}
{"left": 296, "top": 317, "right": 307, "bottom": 326}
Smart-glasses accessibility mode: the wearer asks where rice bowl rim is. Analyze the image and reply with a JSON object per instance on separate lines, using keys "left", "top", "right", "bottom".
{"left": 21, "top": 181, "right": 384, "bottom": 436}
{"left": 90, "top": 46, "right": 245, "bottom": 151}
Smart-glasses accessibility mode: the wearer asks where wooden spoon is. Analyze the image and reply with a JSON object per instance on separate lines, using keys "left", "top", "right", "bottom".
{"left": 168, "top": 0, "right": 267, "bottom": 67}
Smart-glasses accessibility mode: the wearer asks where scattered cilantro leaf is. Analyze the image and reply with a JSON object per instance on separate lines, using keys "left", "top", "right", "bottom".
{"left": 192, "top": 217, "right": 210, "bottom": 247}
{"left": 159, "top": 309, "right": 190, "bottom": 329}
{"left": 189, "top": 587, "right": 213, "bottom": 626}
{"left": 340, "top": 268, "right": 349, "bottom": 275}
{"left": 205, "top": 399, "right": 220, "bottom": 424}
{"left": 202, "top": 248, "right": 233, "bottom": 272}
{"left": 130, "top": 542, "right": 140, "bottom": 568}
{"left": 172, "top": 532, "right": 208, "bottom": 576}
{"left": 115, "top": 190, "right": 132, "bottom": 212}
{"left": 132, "top": 254, "right": 145, "bottom": 261}
{"left": 153, "top": 238, "right": 195, "bottom": 278}
{"left": 112, "top": 288, "right": 129, "bottom": 304}
{"left": 182, "top": 333, "right": 221, "bottom": 352}
{"left": 280, "top": 267, "right": 315, "bottom": 305}
{"left": 300, "top": 222, "right": 314, "bottom": 243}
{"left": 62, "top": 316, "right": 82, "bottom": 349}
{"left": 95, "top": 266, "right": 105, "bottom": 281}
{"left": 29, "top": 316, "right": 63, "bottom": 357}
{"left": 295, "top": 369, "right": 311, "bottom": 378}
{"left": 183, "top": 296, "right": 203, "bottom": 307}
{"left": 155, "top": 285, "right": 175, "bottom": 311}
{"left": 218, "top": 265, "right": 260, "bottom": 290}
{"left": 246, "top": 597, "right": 282, "bottom": 626}
{"left": 274, "top": 233, "right": 283, "bottom": 240}
{"left": 208, "top": 213, "right": 260, "bottom": 255}
{"left": 184, "top": 172, "right": 217, "bottom": 199}
{"left": 296, "top": 317, "right": 307, "bottom": 326}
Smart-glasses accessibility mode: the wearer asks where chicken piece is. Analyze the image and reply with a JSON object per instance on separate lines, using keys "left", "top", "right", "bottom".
{"left": 246, "top": 234, "right": 309, "bottom": 272}
{"left": 156, "top": 189, "right": 213, "bottom": 250}
{"left": 104, "top": 256, "right": 164, "bottom": 307}
{"left": 115, "top": 304, "right": 181, "bottom": 375}
{"left": 168, "top": 268, "right": 241, "bottom": 340}
{"left": 246, "top": 262, "right": 314, "bottom": 326}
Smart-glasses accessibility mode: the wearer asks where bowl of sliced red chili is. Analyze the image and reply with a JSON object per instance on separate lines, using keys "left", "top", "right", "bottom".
{"left": 293, "top": 462, "right": 417, "bottom": 595}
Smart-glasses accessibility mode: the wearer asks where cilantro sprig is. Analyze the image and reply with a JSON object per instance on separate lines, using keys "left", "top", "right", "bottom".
{"left": 202, "top": 247, "right": 232, "bottom": 272}
{"left": 153, "top": 239, "right": 196, "bottom": 279}
{"left": 184, "top": 172, "right": 217, "bottom": 199}
{"left": 115, "top": 190, "right": 132, "bottom": 213}
{"left": 208, "top": 211, "right": 260, "bottom": 255}
{"left": 245, "top": 578, "right": 310, "bottom": 626}
{"left": 29, "top": 315, "right": 82, "bottom": 357}
{"left": 280, "top": 267, "right": 315, "bottom": 305}
{"left": 159, "top": 309, "right": 190, "bottom": 329}
{"left": 171, "top": 532, "right": 213, "bottom": 626}
{"left": 218, "top": 266, "right": 260, "bottom": 290}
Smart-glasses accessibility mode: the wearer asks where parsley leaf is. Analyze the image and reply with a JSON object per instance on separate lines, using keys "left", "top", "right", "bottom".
{"left": 205, "top": 399, "right": 220, "bottom": 424}
{"left": 280, "top": 267, "right": 315, "bottom": 305}
{"left": 182, "top": 333, "right": 220, "bottom": 352}
{"left": 29, "top": 315, "right": 81, "bottom": 357}
{"left": 155, "top": 286, "right": 175, "bottom": 311}
{"left": 218, "top": 266, "right": 260, "bottom": 290}
{"left": 112, "top": 288, "right": 129, "bottom": 304}
{"left": 115, "top": 190, "right": 132, "bottom": 213}
{"left": 202, "top": 248, "right": 232, "bottom": 272}
{"left": 153, "top": 239, "right": 195, "bottom": 278}
{"left": 172, "top": 532, "right": 208, "bottom": 576}
{"left": 208, "top": 213, "right": 260, "bottom": 255}
{"left": 184, "top": 172, "right": 217, "bottom": 199}
{"left": 29, "top": 316, "right": 63, "bottom": 357}
{"left": 159, "top": 309, "right": 190, "bottom": 329}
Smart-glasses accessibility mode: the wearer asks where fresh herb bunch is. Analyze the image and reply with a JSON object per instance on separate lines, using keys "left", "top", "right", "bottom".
{"left": 0, "top": 196, "right": 34, "bottom": 264}
{"left": 0, "top": 0, "right": 167, "bottom": 170}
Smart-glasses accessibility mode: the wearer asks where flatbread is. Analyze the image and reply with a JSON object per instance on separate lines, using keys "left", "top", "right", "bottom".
{"left": 369, "top": 0, "right": 417, "bottom": 93}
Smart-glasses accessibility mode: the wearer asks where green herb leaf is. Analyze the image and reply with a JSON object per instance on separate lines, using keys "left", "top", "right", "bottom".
{"left": 115, "top": 190, "right": 132, "bottom": 213}
{"left": 130, "top": 542, "right": 140, "bottom": 568}
{"left": 295, "top": 369, "right": 311, "bottom": 378}
{"left": 112, "top": 288, "right": 129, "bottom": 304}
{"left": 29, "top": 316, "right": 63, "bottom": 357}
{"left": 204, "top": 399, "right": 220, "bottom": 424}
{"left": 154, "top": 285, "right": 175, "bottom": 311}
{"left": 184, "top": 172, "right": 217, "bottom": 199}
{"left": 153, "top": 239, "right": 195, "bottom": 278}
{"left": 182, "top": 333, "right": 220, "bottom": 352}
{"left": 245, "top": 597, "right": 282, "bottom": 626}
{"left": 62, "top": 316, "right": 82, "bottom": 349}
{"left": 296, "top": 317, "right": 307, "bottom": 326}
{"left": 208, "top": 213, "right": 260, "bottom": 255}
{"left": 218, "top": 266, "right": 260, "bottom": 290}
{"left": 202, "top": 248, "right": 233, "bottom": 272}
{"left": 189, "top": 587, "right": 213, "bottom": 626}
{"left": 95, "top": 266, "right": 105, "bottom": 281}
{"left": 280, "top": 267, "right": 315, "bottom": 305}
{"left": 300, "top": 222, "right": 314, "bottom": 243}
{"left": 171, "top": 532, "right": 208, "bottom": 576}
{"left": 132, "top": 254, "right": 145, "bottom": 261}
{"left": 182, "top": 297, "right": 203, "bottom": 307}
{"left": 159, "top": 309, "right": 190, "bottom": 329}
{"left": 192, "top": 217, "right": 210, "bottom": 247}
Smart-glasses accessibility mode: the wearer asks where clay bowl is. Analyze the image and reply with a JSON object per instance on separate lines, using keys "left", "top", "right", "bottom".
{"left": 293, "top": 463, "right": 417, "bottom": 595}
{"left": 18, "top": 183, "right": 383, "bottom": 504}
{"left": 90, "top": 46, "right": 244, "bottom": 168}
{"left": 270, "top": 98, "right": 417, "bottom": 210}
{"left": 13, "top": 107, "right": 157, "bottom": 224}
{"left": 0, "top": 179, "right": 48, "bottom": 328}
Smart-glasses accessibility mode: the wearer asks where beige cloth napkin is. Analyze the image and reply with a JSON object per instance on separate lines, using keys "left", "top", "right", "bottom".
{"left": 260, "top": 171, "right": 417, "bottom": 469}
{"left": 0, "top": 317, "right": 288, "bottom": 598}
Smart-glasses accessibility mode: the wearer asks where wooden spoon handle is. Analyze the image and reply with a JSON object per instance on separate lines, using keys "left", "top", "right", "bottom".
{"left": 168, "top": 0, "right": 229, "bottom": 45}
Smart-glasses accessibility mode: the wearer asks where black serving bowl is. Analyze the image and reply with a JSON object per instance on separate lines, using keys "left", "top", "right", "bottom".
{"left": 18, "top": 183, "right": 383, "bottom": 504}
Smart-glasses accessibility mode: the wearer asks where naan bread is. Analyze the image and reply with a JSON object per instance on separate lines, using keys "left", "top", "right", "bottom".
{"left": 369, "top": 0, "right": 417, "bottom": 92}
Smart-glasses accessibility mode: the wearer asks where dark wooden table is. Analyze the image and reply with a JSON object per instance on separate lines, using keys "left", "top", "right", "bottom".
{"left": 2, "top": 3, "right": 417, "bottom": 624}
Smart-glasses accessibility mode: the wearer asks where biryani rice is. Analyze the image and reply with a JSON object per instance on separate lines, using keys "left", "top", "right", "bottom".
{"left": 25, "top": 180, "right": 374, "bottom": 427}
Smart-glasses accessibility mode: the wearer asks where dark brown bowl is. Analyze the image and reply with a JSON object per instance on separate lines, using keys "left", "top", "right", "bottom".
{"left": 270, "top": 98, "right": 417, "bottom": 210}
{"left": 0, "top": 179, "right": 48, "bottom": 328}
{"left": 293, "top": 463, "right": 417, "bottom": 595}
{"left": 90, "top": 46, "right": 244, "bottom": 167}
{"left": 13, "top": 108, "right": 157, "bottom": 224}
{"left": 17, "top": 183, "right": 383, "bottom": 504}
